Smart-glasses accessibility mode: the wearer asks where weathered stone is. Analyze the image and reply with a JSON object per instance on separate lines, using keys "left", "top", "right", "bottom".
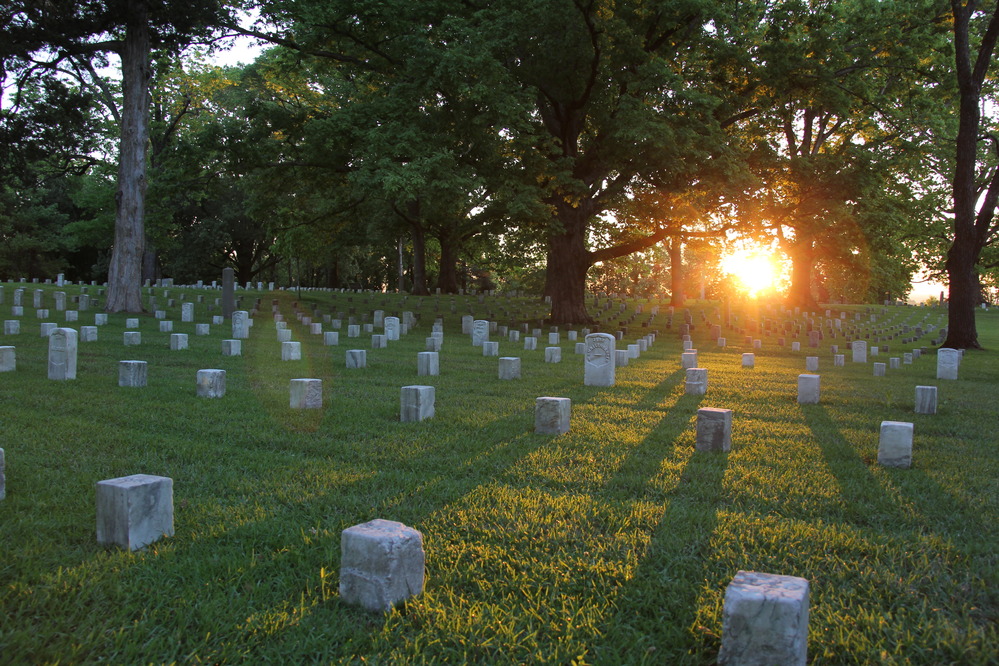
{"left": 4, "top": 320, "right": 19, "bottom": 335}
{"left": 873, "top": 362, "right": 886, "bottom": 377}
{"left": 0, "top": 346, "right": 15, "bottom": 372}
{"left": 742, "top": 353, "right": 755, "bottom": 368}
{"left": 852, "top": 340, "right": 868, "bottom": 363}
{"left": 544, "top": 346, "right": 562, "bottom": 363}
{"left": 805, "top": 356, "right": 818, "bottom": 373}
{"left": 718, "top": 571, "right": 809, "bottom": 666}
{"left": 833, "top": 354, "right": 844, "bottom": 367}
{"left": 498, "top": 356, "right": 521, "bottom": 380}
{"left": 221, "top": 339, "right": 241, "bottom": 356}
{"left": 583, "top": 332, "right": 616, "bottom": 387}
{"left": 535, "top": 397, "right": 571, "bottom": 434}
{"left": 417, "top": 351, "right": 439, "bottom": 376}
{"left": 878, "top": 421, "right": 913, "bottom": 468}
{"left": 401, "top": 385, "right": 435, "bottom": 422}
{"left": 346, "top": 349, "right": 367, "bottom": 368}
{"left": 196, "top": 369, "right": 226, "bottom": 398}
{"left": 914, "top": 385, "right": 937, "bottom": 415}
{"left": 348, "top": 324, "right": 361, "bottom": 338}
{"left": 482, "top": 340, "right": 499, "bottom": 356}
{"left": 324, "top": 331, "right": 340, "bottom": 346}
{"left": 80, "top": 325, "right": 97, "bottom": 342}
{"left": 170, "top": 333, "right": 189, "bottom": 351}
{"left": 159, "top": 320, "right": 173, "bottom": 333}
{"left": 797, "top": 374, "right": 820, "bottom": 404}
{"left": 371, "top": 334, "right": 387, "bottom": 349}
{"left": 118, "top": 360, "right": 148, "bottom": 387}
{"left": 681, "top": 350, "right": 698, "bottom": 369}
{"left": 126, "top": 318, "right": 139, "bottom": 329}
{"left": 548, "top": 332, "right": 560, "bottom": 345}
{"left": 40, "top": 322, "right": 57, "bottom": 337}
{"left": 96, "top": 474, "right": 174, "bottom": 551}
{"left": 523, "top": 336, "right": 537, "bottom": 350}
{"left": 48, "top": 328, "right": 77, "bottom": 380}
{"left": 181, "top": 302, "right": 194, "bottom": 322}
{"left": 384, "top": 316, "right": 400, "bottom": 341}
{"left": 339, "top": 519, "right": 425, "bottom": 612}
{"left": 289, "top": 378, "right": 322, "bottom": 408}
{"left": 936, "top": 348, "right": 959, "bottom": 380}
{"left": 696, "top": 407, "right": 732, "bottom": 452}
{"left": 685, "top": 367, "right": 707, "bottom": 395}
{"left": 614, "top": 349, "right": 629, "bottom": 367}
{"left": 472, "top": 319, "right": 489, "bottom": 346}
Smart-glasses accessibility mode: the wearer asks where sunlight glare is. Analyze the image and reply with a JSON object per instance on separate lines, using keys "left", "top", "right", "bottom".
{"left": 721, "top": 248, "right": 779, "bottom": 297}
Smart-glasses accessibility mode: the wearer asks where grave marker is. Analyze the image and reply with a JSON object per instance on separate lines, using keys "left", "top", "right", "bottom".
{"left": 535, "top": 397, "right": 571, "bottom": 434}
{"left": 339, "top": 519, "right": 425, "bottom": 612}
{"left": 48, "top": 328, "right": 77, "bottom": 380}
{"left": 96, "top": 474, "right": 174, "bottom": 551}
{"left": 718, "top": 571, "right": 809, "bottom": 666}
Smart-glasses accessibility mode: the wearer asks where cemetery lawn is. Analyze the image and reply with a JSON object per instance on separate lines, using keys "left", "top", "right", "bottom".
{"left": 1, "top": 289, "right": 996, "bottom": 664}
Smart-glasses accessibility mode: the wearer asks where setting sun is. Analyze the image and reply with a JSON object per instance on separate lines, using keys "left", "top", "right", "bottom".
{"left": 721, "top": 248, "right": 780, "bottom": 296}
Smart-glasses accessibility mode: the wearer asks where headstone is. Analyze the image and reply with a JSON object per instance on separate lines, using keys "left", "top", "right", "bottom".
{"left": 914, "top": 385, "right": 937, "bottom": 414}
{"left": 400, "top": 385, "right": 435, "bottom": 422}
{"left": 0, "top": 346, "right": 15, "bottom": 372}
{"left": 181, "top": 302, "right": 194, "bottom": 322}
{"left": 852, "top": 340, "right": 867, "bottom": 363}
{"left": 96, "top": 474, "right": 174, "bottom": 551}
{"left": 40, "top": 322, "right": 57, "bottom": 337}
{"left": 80, "top": 326, "right": 97, "bottom": 342}
{"left": 126, "top": 318, "right": 139, "bottom": 329}
{"left": 482, "top": 340, "right": 499, "bottom": 356}
{"left": 685, "top": 367, "right": 707, "bottom": 395}
{"left": 833, "top": 354, "right": 844, "bottom": 367}
{"left": 348, "top": 324, "right": 361, "bottom": 338}
{"left": 339, "top": 519, "right": 425, "bottom": 612}
{"left": 614, "top": 349, "right": 629, "bottom": 367}
{"left": 3, "top": 320, "right": 19, "bottom": 335}
{"left": 169, "top": 333, "right": 189, "bottom": 351}
{"left": 742, "top": 353, "right": 754, "bottom": 368}
{"left": 290, "top": 378, "right": 322, "bottom": 408}
{"left": 878, "top": 421, "right": 913, "bottom": 468}
{"left": 222, "top": 267, "right": 235, "bottom": 318}
{"left": 498, "top": 357, "right": 521, "bottom": 380}
{"left": 461, "top": 315, "right": 473, "bottom": 334}
{"left": 681, "top": 350, "right": 698, "bottom": 369}
{"left": 232, "top": 311, "right": 250, "bottom": 339}
{"left": 196, "top": 369, "right": 226, "bottom": 398}
{"left": 371, "top": 334, "right": 387, "bottom": 349}
{"left": 123, "top": 331, "right": 142, "bottom": 346}
{"left": 119, "top": 360, "right": 147, "bottom": 387}
{"left": 583, "top": 333, "right": 615, "bottom": 386}
{"left": 281, "top": 341, "right": 302, "bottom": 360}
{"left": 384, "top": 316, "right": 400, "bottom": 341}
{"left": 696, "top": 408, "right": 732, "bottom": 452}
{"left": 324, "top": 331, "right": 340, "bottom": 346}
{"left": 936, "top": 348, "right": 959, "bottom": 380}
{"left": 346, "top": 349, "right": 367, "bottom": 368}
{"left": 65, "top": 310, "right": 78, "bottom": 322}
{"left": 718, "top": 571, "right": 809, "bottom": 666}
{"left": 425, "top": 336, "right": 442, "bottom": 352}
{"left": 805, "top": 357, "right": 818, "bottom": 373}
{"left": 417, "top": 351, "right": 439, "bottom": 376}
{"left": 195, "top": 323, "right": 210, "bottom": 336}
{"left": 544, "top": 346, "right": 562, "bottom": 363}
{"left": 535, "top": 397, "right": 571, "bottom": 434}
{"left": 797, "top": 374, "right": 820, "bottom": 404}
{"left": 873, "top": 362, "right": 886, "bottom": 377}
{"left": 222, "top": 339, "right": 241, "bottom": 356}
{"left": 471, "top": 319, "right": 489, "bottom": 346}
{"left": 48, "top": 328, "right": 78, "bottom": 380}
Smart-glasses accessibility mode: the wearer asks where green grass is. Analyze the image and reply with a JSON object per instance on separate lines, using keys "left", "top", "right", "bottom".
{"left": 0, "top": 285, "right": 996, "bottom": 664}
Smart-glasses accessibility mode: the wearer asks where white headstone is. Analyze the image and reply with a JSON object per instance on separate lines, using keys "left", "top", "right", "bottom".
{"left": 685, "top": 367, "right": 707, "bottom": 395}
{"left": 471, "top": 319, "right": 489, "bottom": 346}
{"left": 535, "top": 397, "right": 571, "bottom": 434}
{"left": 718, "top": 571, "right": 809, "bottom": 665}
{"left": 119, "top": 360, "right": 147, "bottom": 387}
{"left": 339, "top": 519, "right": 425, "bottom": 612}
{"left": 696, "top": 408, "right": 732, "bottom": 451}
{"left": 290, "top": 378, "right": 322, "bottom": 408}
{"left": 401, "top": 385, "right": 435, "bottom": 422}
{"left": 281, "top": 341, "right": 302, "bottom": 360}
{"left": 384, "top": 316, "right": 400, "bottom": 341}
{"left": 498, "top": 357, "right": 521, "bottom": 380}
{"left": 96, "top": 474, "right": 174, "bottom": 551}
{"left": 852, "top": 340, "right": 867, "bottom": 363}
{"left": 0, "top": 346, "right": 15, "bottom": 372}
{"left": 544, "top": 346, "right": 561, "bottom": 363}
{"left": 324, "top": 331, "right": 339, "bottom": 346}
{"left": 936, "top": 348, "right": 959, "bottom": 380}
{"left": 222, "top": 339, "right": 241, "bottom": 356}
{"left": 232, "top": 311, "right": 250, "bottom": 339}
{"left": 878, "top": 421, "right": 913, "bottom": 468}
{"left": 346, "top": 349, "right": 367, "bottom": 368}
{"left": 417, "top": 351, "right": 439, "bottom": 376}
{"left": 914, "top": 385, "right": 937, "bottom": 414}
{"left": 196, "top": 369, "right": 226, "bottom": 398}
{"left": 583, "top": 333, "right": 615, "bottom": 386}
{"left": 48, "top": 328, "right": 78, "bottom": 380}
{"left": 170, "top": 333, "right": 189, "bottom": 351}
{"left": 797, "top": 374, "right": 820, "bottom": 404}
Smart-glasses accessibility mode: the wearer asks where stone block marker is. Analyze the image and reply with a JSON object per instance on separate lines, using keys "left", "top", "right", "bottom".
{"left": 685, "top": 367, "right": 708, "bottom": 395}
{"left": 401, "top": 385, "right": 435, "bottom": 422}
{"left": 544, "top": 346, "right": 562, "bottom": 363}
{"left": 371, "top": 334, "right": 387, "bottom": 349}
{"left": 281, "top": 341, "right": 302, "bottom": 360}
{"left": 852, "top": 340, "right": 868, "bottom": 363}
{"left": 222, "top": 339, "right": 241, "bottom": 356}
{"left": 681, "top": 350, "right": 698, "bottom": 369}
{"left": 339, "top": 519, "right": 425, "bottom": 612}
{"left": 696, "top": 407, "right": 732, "bottom": 452}
{"left": 48, "top": 327, "right": 78, "bottom": 380}
{"left": 797, "top": 374, "right": 820, "bottom": 405}
{"left": 718, "top": 570, "right": 809, "bottom": 666}
{"left": 170, "top": 333, "right": 189, "bottom": 351}
{"left": 482, "top": 340, "right": 499, "bottom": 356}
{"left": 873, "top": 362, "right": 886, "bottom": 377}
{"left": 277, "top": 328, "right": 292, "bottom": 343}
{"left": 915, "top": 386, "right": 937, "bottom": 415}
{"left": 614, "top": 349, "right": 629, "bottom": 367}
{"left": 0, "top": 346, "right": 15, "bottom": 372}
{"left": 833, "top": 354, "right": 845, "bottom": 367}
{"left": 232, "top": 310, "right": 250, "bottom": 339}
{"left": 384, "top": 316, "right": 400, "bottom": 341}
{"left": 742, "top": 353, "right": 754, "bottom": 369}
{"left": 290, "top": 378, "right": 322, "bottom": 408}
{"left": 126, "top": 318, "right": 139, "bottom": 329}
{"left": 4, "top": 320, "right": 19, "bottom": 335}
{"left": 346, "top": 349, "right": 367, "bottom": 368}
{"left": 583, "top": 333, "right": 616, "bottom": 386}
{"left": 805, "top": 356, "right": 818, "bottom": 373}
{"left": 471, "top": 319, "right": 489, "bottom": 346}
{"left": 498, "top": 357, "right": 521, "bottom": 380}
{"left": 41, "top": 322, "right": 57, "bottom": 337}
{"left": 523, "top": 336, "right": 537, "bottom": 350}
{"left": 324, "top": 331, "right": 339, "bottom": 346}
{"left": 159, "top": 320, "right": 173, "bottom": 333}
{"left": 96, "top": 474, "right": 174, "bottom": 551}
{"left": 119, "top": 360, "right": 148, "bottom": 387}
{"left": 937, "top": 348, "right": 960, "bottom": 380}
{"left": 535, "top": 397, "right": 571, "bottom": 434}
{"left": 196, "top": 369, "right": 226, "bottom": 398}
{"left": 878, "top": 421, "right": 913, "bottom": 468}
{"left": 80, "top": 325, "right": 97, "bottom": 342}
{"left": 417, "top": 351, "right": 439, "bottom": 376}
{"left": 124, "top": 331, "right": 141, "bottom": 347}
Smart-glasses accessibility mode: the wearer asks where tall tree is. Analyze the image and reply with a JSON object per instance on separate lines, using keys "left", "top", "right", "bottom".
{"left": 945, "top": 0, "right": 999, "bottom": 348}
{"left": 3, "top": 0, "right": 224, "bottom": 311}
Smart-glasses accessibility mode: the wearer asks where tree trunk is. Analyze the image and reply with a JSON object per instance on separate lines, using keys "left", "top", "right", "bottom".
{"left": 545, "top": 205, "right": 593, "bottom": 325}
{"left": 669, "top": 235, "right": 684, "bottom": 307}
{"left": 942, "top": 239, "right": 981, "bottom": 348}
{"left": 437, "top": 232, "right": 460, "bottom": 293}
{"left": 409, "top": 220, "right": 430, "bottom": 295}
{"left": 105, "top": 0, "right": 149, "bottom": 313}
{"left": 786, "top": 240, "right": 819, "bottom": 310}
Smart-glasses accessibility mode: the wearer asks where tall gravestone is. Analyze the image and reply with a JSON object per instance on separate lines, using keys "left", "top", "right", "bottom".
{"left": 232, "top": 311, "right": 249, "bottom": 339}
{"left": 936, "top": 348, "right": 960, "bottom": 380}
{"left": 583, "top": 333, "right": 615, "bottom": 386}
{"left": 48, "top": 328, "right": 78, "bottom": 380}
{"left": 471, "top": 319, "right": 489, "bottom": 346}
{"left": 222, "top": 267, "right": 235, "bottom": 319}
{"left": 384, "top": 316, "right": 400, "bottom": 341}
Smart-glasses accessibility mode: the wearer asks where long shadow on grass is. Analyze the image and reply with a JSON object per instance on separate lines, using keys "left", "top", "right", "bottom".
{"left": 802, "top": 404, "right": 915, "bottom": 532}
{"left": 589, "top": 437, "right": 729, "bottom": 662}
